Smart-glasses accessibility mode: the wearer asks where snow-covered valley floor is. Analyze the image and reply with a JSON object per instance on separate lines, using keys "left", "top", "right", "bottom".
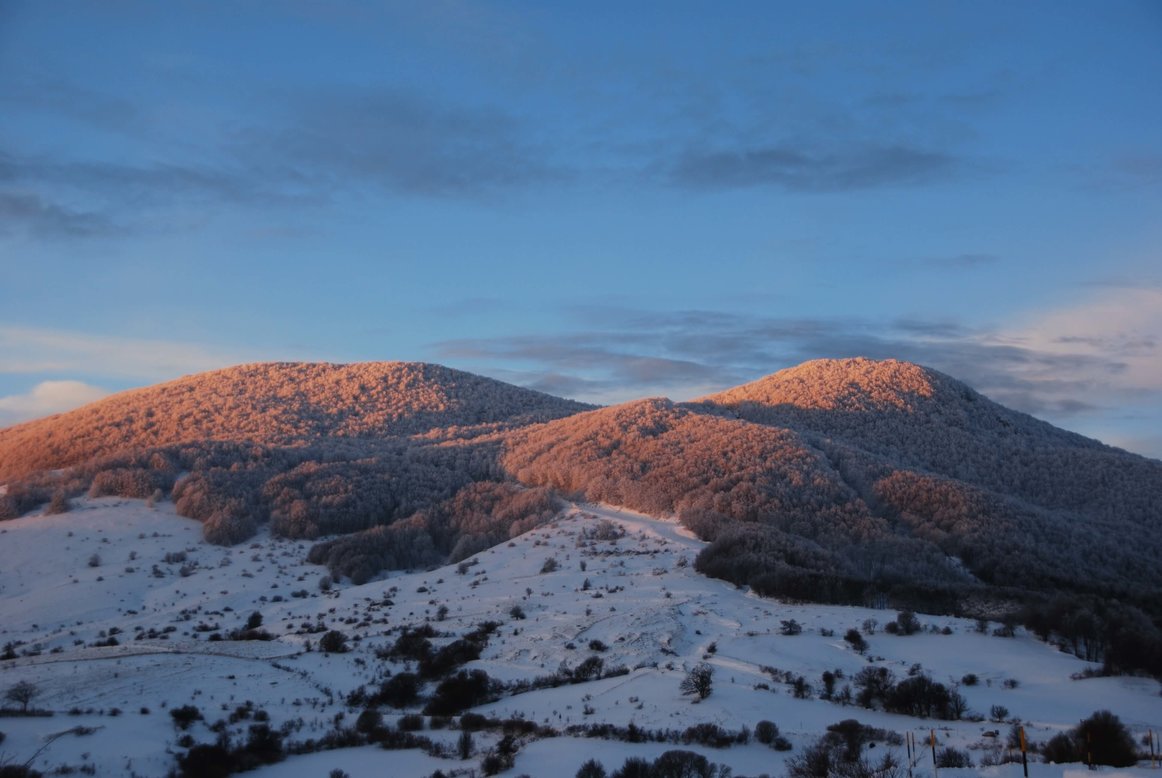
{"left": 0, "top": 497, "right": 1158, "bottom": 777}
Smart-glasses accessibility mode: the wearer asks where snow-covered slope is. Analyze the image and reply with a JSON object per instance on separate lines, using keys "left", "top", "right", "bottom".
{"left": 1, "top": 498, "right": 1158, "bottom": 777}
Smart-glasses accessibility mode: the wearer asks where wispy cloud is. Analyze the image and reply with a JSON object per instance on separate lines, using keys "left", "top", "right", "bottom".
{"left": 922, "top": 253, "right": 1001, "bottom": 270}
{"left": 0, "top": 71, "right": 142, "bottom": 132}
{"left": 669, "top": 143, "right": 956, "bottom": 192}
{"left": 0, "top": 325, "right": 256, "bottom": 382}
{"left": 0, "top": 380, "right": 110, "bottom": 426}
{"left": 434, "top": 287, "right": 1162, "bottom": 451}
{"left": 0, "top": 80, "right": 565, "bottom": 239}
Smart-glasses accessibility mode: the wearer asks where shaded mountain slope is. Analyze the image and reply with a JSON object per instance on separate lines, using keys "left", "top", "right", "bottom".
{"left": 693, "top": 357, "right": 1161, "bottom": 525}
{"left": 0, "top": 361, "right": 592, "bottom": 482}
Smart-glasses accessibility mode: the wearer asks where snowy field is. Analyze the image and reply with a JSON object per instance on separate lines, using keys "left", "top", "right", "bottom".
{"left": 0, "top": 497, "right": 1159, "bottom": 777}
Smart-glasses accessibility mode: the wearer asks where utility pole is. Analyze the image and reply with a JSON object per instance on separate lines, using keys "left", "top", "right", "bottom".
{"left": 1019, "top": 726, "right": 1029, "bottom": 778}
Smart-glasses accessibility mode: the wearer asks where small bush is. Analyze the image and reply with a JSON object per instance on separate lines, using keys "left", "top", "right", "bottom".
{"left": 611, "top": 757, "right": 652, "bottom": 778}
{"left": 170, "top": 704, "right": 202, "bottom": 730}
{"left": 681, "top": 722, "right": 735, "bottom": 748}
{"left": 894, "top": 610, "right": 920, "bottom": 635}
{"left": 576, "top": 758, "right": 607, "bottom": 778}
{"left": 398, "top": 713, "right": 424, "bottom": 732}
{"left": 1042, "top": 732, "right": 1079, "bottom": 764}
{"left": 46, "top": 491, "right": 71, "bottom": 515}
{"left": 755, "top": 720, "right": 780, "bottom": 745}
{"left": 424, "top": 670, "right": 493, "bottom": 716}
{"left": 376, "top": 672, "right": 421, "bottom": 708}
{"left": 319, "top": 630, "right": 348, "bottom": 654}
{"left": 650, "top": 750, "right": 715, "bottom": 778}
{"left": 936, "top": 747, "right": 972, "bottom": 768}
{"left": 354, "top": 709, "right": 382, "bottom": 734}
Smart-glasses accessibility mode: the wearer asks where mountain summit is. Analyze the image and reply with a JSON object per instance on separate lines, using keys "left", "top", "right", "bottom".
{"left": 700, "top": 357, "right": 962, "bottom": 413}
{"left": 0, "top": 361, "right": 592, "bottom": 481}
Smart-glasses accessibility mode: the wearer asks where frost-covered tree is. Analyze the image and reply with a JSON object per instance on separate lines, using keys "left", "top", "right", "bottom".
{"left": 5, "top": 680, "right": 38, "bottom": 712}
{"left": 680, "top": 663, "right": 714, "bottom": 700}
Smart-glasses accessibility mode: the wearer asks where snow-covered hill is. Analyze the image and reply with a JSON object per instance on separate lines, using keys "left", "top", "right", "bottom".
{"left": 1, "top": 498, "right": 1157, "bottom": 777}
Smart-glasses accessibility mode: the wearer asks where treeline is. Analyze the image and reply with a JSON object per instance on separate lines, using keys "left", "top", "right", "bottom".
{"left": 1022, "top": 593, "right": 1162, "bottom": 677}
{"left": 871, "top": 469, "right": 1162, "bottom": 602}
{"left": 306, "top": 482, "right": 559, "bottom": 583}
{"left": 3, "top": 434, "right": 512, "bottom": 547}
{"left": 692, "top": 521, "right": 971, "bottom": 612}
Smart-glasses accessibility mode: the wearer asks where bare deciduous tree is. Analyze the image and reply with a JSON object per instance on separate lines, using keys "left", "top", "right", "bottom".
{"left": 680, "top": 662, "right": 714, "bottom": 700}
{"left": 6, "top": 680, "right": 39, "bottom": 712}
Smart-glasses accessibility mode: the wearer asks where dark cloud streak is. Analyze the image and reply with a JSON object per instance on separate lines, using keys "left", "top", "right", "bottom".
{"left": 669, "top": 143, "right": 956, "bottom": 192}
{"left": 233, "top": 86, "right": 564, "bottom": 198}
{"left": 0, "top": 192, "right": 120, "bottom": 239}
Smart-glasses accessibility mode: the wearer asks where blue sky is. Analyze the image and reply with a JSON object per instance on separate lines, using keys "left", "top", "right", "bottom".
{"left": 1, "top": 1, "right": 1160, "bottom": 458}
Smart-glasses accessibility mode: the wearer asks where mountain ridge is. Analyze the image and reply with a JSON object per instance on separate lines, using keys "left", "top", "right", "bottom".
{"left": 0, "top": 360, "right": 594, "bottom": 481}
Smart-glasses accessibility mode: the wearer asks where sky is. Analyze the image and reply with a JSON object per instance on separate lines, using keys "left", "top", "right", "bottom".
{"left": 1, "top": 1, "right": 1160, "bottom": 459}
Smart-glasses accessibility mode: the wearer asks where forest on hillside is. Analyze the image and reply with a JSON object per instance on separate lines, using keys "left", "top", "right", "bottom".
{"left": 0, "top": 361, "right": 590, "bottom": 481}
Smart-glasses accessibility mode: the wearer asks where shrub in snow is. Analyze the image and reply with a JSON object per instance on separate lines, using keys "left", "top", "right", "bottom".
{"left": 319, "top": 630, "right": 348, "bottom": 653}
{"left": 1042, "top": 732, "right": 1079, "bottom": 764}
{"left": 576, "top": 758, "right": 607, "bottom": 778}
{"left": 843, "top": 628, "right": 867, "bottom": 653}
{"left": 169, "top": 705, "right": 202, "bottom": 730}
{"left": 936, "top": 747, "right": 972, "bottom": 768}
{"left": 610, "top": 757, "right": 652, "bottom": 778}
{"left": 1075, "top": 709, "right": 1138, "bottom": 767}
{"left": 650, "top": 750, "right": 716, "bottom": 778}
{"left": 45, "top": 490, "right": 70, "bottom": 515}
{"left": 755, "top": 720, "right": 780, "bottom": 745}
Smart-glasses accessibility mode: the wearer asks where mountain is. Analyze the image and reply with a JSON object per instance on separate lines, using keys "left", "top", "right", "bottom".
{"left": 3, "top": 357, "right": 1161, "bottom": 674}
{"left": 0, "top": 361, "right": 592, "bottom": 482}
{"left": 501, "top": 366, "right": 1162, "bottom": 597}
{"left": 693, "top": 357, "right": 1157, "bottom": 526}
